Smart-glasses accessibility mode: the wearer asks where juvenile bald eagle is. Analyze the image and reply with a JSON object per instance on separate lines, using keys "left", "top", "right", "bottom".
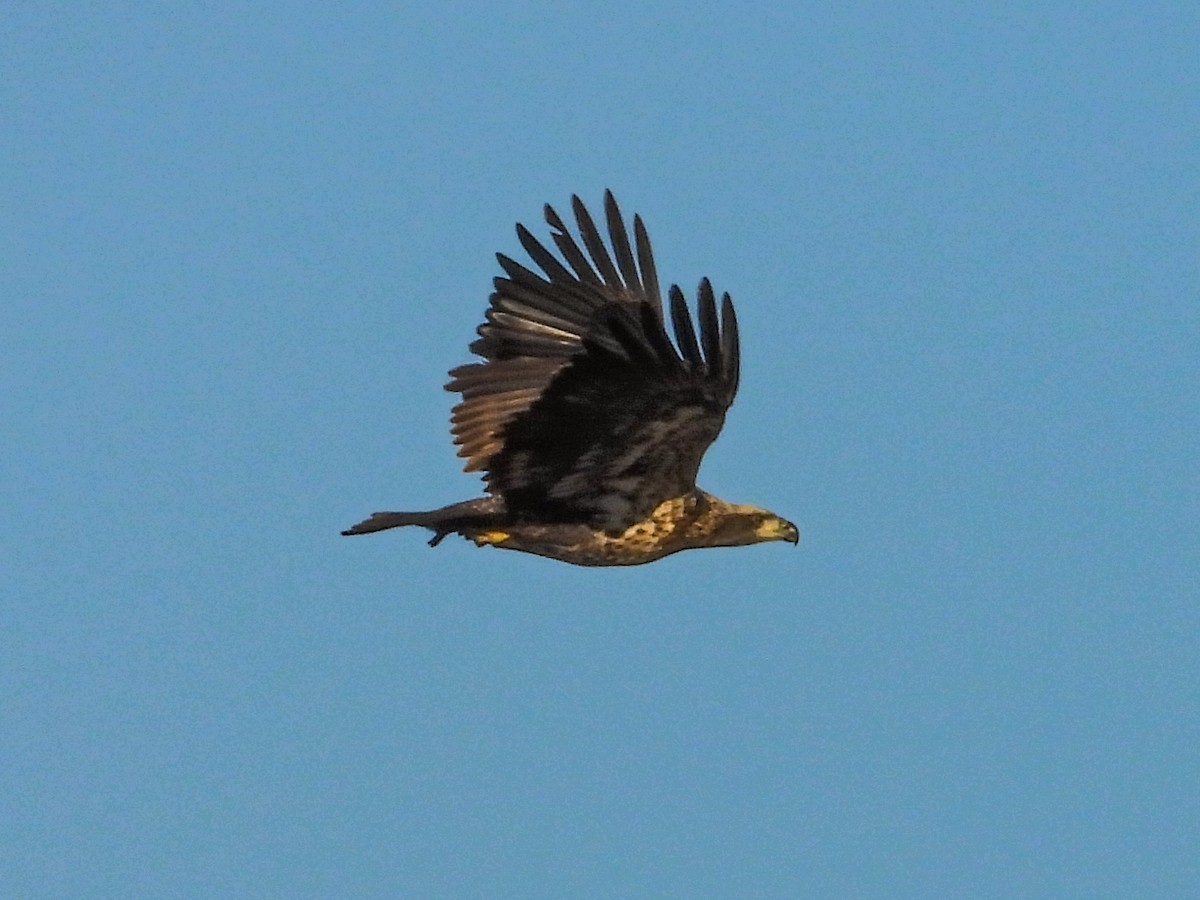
{"left": 342, "top": 192, "right": 798, "bottom": 565}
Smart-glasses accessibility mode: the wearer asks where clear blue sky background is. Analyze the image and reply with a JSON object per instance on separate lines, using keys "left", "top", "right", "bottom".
{"left": 3, "top": 3, "right": 1197, "bottom": 897}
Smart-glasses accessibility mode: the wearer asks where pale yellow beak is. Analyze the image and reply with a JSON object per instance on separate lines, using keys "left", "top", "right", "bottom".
{"left": 756, "top": 516, "right": 800, "bottom": 545}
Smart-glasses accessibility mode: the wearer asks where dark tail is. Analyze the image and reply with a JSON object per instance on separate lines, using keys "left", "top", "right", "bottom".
{"left": 341, "top": 497, "right": 504, "bottom": 545}
{"left": 341, "top": 511, "right": 440, "bottom": 536}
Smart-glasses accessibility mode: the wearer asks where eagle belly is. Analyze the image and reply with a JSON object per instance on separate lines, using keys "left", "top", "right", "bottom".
{"left": 465, "top": 495, "right": 702, "bottom": 566}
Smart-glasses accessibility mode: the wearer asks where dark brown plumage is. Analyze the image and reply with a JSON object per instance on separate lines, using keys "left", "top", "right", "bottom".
{"left": 342, "top": 191, "right": 797, "bottom": 565}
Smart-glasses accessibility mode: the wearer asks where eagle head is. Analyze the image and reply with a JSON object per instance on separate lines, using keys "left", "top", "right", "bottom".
{"left": 697, "top": 498, "right": 799, "bottom": 549}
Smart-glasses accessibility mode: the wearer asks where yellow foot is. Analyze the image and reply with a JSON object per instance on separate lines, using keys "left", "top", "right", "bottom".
{"left": 473, "top": 530, "right": 511, "bottom": 546}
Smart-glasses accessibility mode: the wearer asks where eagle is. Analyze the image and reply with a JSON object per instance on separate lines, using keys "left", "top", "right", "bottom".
{"left": 342, "top": 191, "right": 798, "bottom": 565}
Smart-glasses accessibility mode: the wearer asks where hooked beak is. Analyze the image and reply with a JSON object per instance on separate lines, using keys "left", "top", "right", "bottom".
{"left": 757, "top": 516, "right": 800, "bottom": 545}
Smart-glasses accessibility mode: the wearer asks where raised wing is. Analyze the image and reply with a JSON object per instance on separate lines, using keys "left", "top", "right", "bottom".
{"left": 446, "top": 191, "right": 740, "bottom": 531}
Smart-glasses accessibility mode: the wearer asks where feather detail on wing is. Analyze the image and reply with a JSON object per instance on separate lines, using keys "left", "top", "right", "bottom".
{"left": 445, "top": 191, "right": 740, "bottom": 531}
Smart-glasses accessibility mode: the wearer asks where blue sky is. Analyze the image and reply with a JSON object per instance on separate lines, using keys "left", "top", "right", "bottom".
{"left": 3, "top": 3, "right": 1197, "bottom": 896}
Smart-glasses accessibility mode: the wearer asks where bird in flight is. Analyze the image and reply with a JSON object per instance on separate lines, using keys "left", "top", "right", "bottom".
{"left": 342, "top": 191, "right": 798, "bottom": 565}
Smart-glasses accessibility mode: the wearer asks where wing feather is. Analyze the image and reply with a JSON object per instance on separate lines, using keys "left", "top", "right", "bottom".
{"left": 515, "top": 223, "right": 576, "bottom": 285}
{"left": 571, "top": 194, "right": 624, "bottom": 288}
{"left": 545, "top": 204, "right": 604, "bottom": 288}
{"left": 604, "top": 190, "right": 642, "bottom": 296}
{"left": 633, "top": 215, "right": 663, "bottom": 315}
{"left": 720, "top": 291, "right": 740, "bottom": 399}
{"left": 446, "top": 193, "right": 742, "bottom": 530}
{"left": 698, "top": 278, "right": 721, "bottom": 373}
{"left": 669, "top": 286, "right": 703, "bottom": 367}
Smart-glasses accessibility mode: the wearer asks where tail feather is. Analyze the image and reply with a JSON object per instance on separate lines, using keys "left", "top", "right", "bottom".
{"left": 341, "top": 497, "right": 505, "bottom": 543}
{"left": 341, "top": 511, "right": 438, "bottom": 536}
